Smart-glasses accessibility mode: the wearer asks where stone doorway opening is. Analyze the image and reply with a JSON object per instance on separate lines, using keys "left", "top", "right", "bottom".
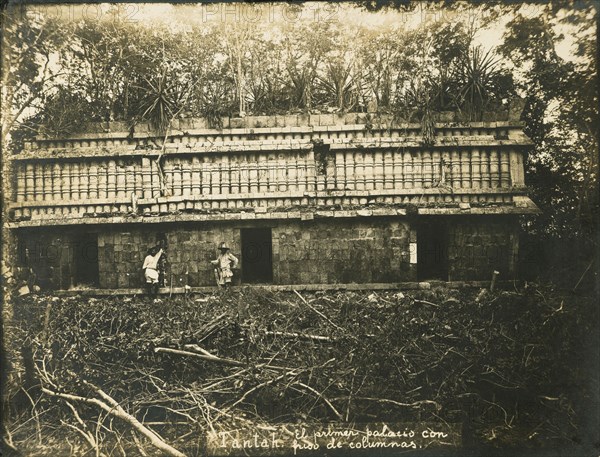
{"left": 417, "top": 218, "right": 449, "bottom": 281}
{"left": 74, "top": 232, "right": 99, "bottom": 287}
{"left": 241, "top": 228, "right": 273, "bottom": 283}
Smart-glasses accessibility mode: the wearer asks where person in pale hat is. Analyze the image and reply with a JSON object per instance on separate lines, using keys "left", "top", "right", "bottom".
{"left": 142, "top": 245, "right": 163, "bottom": 297}
{"left": 210, "top": 242, "right": 238, "bottom": 287}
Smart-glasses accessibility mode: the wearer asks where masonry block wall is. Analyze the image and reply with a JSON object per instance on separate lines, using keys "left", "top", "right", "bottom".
{"left": 100, "top": 220, "right": 414, "bottom": 287}
{"left": 163, "top": 226, "right": 241, "bottom": 287}
{"left": 447, "top": 216, "right": 519, "bottom": 281}
{"left": 95, "top": 220, "right": 417, "bottom": 288}
{"left": 98, "top": 230, "right": 147, "bottom": 289}
{"left": 273, "top": 219, "right": 415, "bottom": 284}
{"left": 17, "top": 228, "right": 82, "bottom": 289}
{"left": 17, "top": 218, "right": 418, "bottom": 289}
{"left": 98, "top": 225, "right": 241, "bottom": 288}
{"left": 17, "top": 216, "right": 521, "bottom": 289}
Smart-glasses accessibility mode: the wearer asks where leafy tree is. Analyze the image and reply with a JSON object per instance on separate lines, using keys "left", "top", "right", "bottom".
{"left": 245, "top": 35, "right": 288, "bottom": 115}
{"left": 1, "top": 8, "right": 68, "bottom": 151}
{"left": 426, "top": 21, "right": 472, "bottom": 111}
{"left": 280, "top": 20, "right": 338, "bottom": 112}
{"left": 354, "top": 29, "right": 403, "bottom": 110}
{"left": 220, "top": 14, "right": 257, "bottom": 116}
{"left": 33, "top": 88, "right": 96, "bottom": 138}
{"left": 177, "top": 26, "right": 236, "bottom": 124}
{"left": 499, "top": 6, "right": 598, "bottom": 240}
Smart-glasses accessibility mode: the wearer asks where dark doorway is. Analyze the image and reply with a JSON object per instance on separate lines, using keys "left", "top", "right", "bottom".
{"left": 74, "top": 232, "right": 99, "bottom": 286}
{"left": 241, "top": 228, "right": 273, "bottom": 283}
{"left": 417, "top": 219, "right": 449, "bottom": 281}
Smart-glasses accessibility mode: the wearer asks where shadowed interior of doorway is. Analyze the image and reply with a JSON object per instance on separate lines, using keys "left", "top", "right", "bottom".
{"left": 241, "top": 228, "right": 273, "bottom": 283}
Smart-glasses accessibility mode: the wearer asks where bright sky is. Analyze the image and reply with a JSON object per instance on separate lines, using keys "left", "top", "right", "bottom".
{"left": 18, "top": 1, "right": 585, "bottom": 64}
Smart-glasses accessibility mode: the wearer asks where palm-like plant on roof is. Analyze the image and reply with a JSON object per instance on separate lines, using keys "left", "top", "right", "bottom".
{"left": 138, "top": 66, "right": 190, "bottom": 135}
{"left": 394, "top": 77, "right": 437, "bottom": 146}
{"left": 453, "top": 46, "right": 502, "bottom": 121}
{"left": 315, "top": 60, "right": 361, "bottom": 112}
{"left": 286, "top": 67, "right": 313, "bottom": 111}
{"left": 197, "top": 70, "right": 235, "bottom": 129}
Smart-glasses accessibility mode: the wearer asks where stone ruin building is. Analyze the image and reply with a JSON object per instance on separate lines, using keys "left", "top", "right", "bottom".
{"left": 5, "top": 110, "right": 540, "bottom": 291}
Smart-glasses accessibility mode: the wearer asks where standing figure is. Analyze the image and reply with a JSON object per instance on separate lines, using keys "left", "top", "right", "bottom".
{"left": 210, "top": 242, "right": 238, "bottom": 287}
{"left": 142, "top": 246, "right": 163, "bottom": 297}
{"left": 157, "top": 245, "right": 168, "bottom": 287}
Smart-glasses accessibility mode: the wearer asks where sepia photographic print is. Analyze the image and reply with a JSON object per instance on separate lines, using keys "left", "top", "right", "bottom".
{"left": 1, "top": 1, "right": 598, "bottom": 456}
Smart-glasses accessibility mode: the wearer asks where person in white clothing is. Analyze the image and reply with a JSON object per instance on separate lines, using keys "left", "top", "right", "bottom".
{"left": 210, "top": 242, "right": 238, "bottom": 287}
{"left": 143, "top": 246, "right": 163, "bottom": 297}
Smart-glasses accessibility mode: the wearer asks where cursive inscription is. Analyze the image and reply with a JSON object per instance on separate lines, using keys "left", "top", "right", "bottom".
{"left": 206, "top": 422, "right": 459, "bottom": 456}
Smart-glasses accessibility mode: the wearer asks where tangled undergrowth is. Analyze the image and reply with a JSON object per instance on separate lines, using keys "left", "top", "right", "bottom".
{"left": 2, "top": 284, "right": 598, "bottom": 456}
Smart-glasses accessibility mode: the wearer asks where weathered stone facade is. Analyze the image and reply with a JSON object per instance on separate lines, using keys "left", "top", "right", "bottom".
{"left": 273, "top": 218, "right": 415, "bottom": 284}
{"left": 7, "top": 113, "right": 537, "bottom": 289}
{"left": 16, "top": 215, "right": 521, "bottom": 288}
{"left": 447, "top": 216, "right": 519, "bottom": 281}
{"left": 16, "top": 218, "right": 417, "bottom": 288}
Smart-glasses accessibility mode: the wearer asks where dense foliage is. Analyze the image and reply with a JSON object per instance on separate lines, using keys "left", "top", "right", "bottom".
{"left": 2, "top": 4, "right": 514, "bottom": 136}
{"left": 497, "top": 4, "right": 598, "bottom": 240}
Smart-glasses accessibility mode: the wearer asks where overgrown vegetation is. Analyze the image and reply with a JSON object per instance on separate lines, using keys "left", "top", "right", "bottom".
{"left": 2, "top": 3, "right": 596, "bottom": 242}
{"left": 3, "top": 285, "right": 598, "bottom": 456}
{"left": 2, "top": 5, "right": 514, "bottom": 138}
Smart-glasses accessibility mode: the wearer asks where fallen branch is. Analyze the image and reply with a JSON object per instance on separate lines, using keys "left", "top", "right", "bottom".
{"left": 195, "top": 312, "right": 229, "bottom": 342}
{"left": 62, "top": 401, "right": 102, "bottom": 455}
{"left": 351, "top": 396, "right": 441, "bottom": 411}
{"left": 179, "top": 345, "right": 296, "bottom": 372}
{"left": 264, "top": 330, "right": 334, "bottom": 342}
{"left": 222, "top": 371, "right": 298, "bottom": 416}
{"left": 20, "top": 385, "right": 42, "bottom": 444}
{"left": 2, "top": 426, "right": 19, "bottom": 454}
{"left": 573, "top": 259, "right": 594, "bottom": 291}
{"left": 156, "top": 347, "right": 244, "bottom": 367}
{"left": 40, "top": 383, "right": 186, "bottom": 457}
{"left": 131, "top": 430, "right": 149, "bottom": 457}
{"left": 293, "top": 289, "right": 344, "bottom": 332}
{"left": 345, "top": 368, "right": 358, "bottom": 422}
{"left": 183, "top": 344, "right": 219, "bottom": 357}
{"left": 292, "top": 381, "right": 343, "bottom": 420}
{"left": 207, "top": 405, "right": 271, "bottom": 431}
{"left": 413, "top": 299, "right": 440, "bottom": 307}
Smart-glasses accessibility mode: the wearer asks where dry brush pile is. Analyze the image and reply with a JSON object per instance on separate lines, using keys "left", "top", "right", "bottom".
{"left": 3, "top": 284, "right": 598, "bottom": 456}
